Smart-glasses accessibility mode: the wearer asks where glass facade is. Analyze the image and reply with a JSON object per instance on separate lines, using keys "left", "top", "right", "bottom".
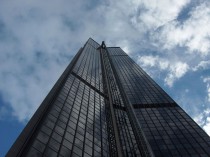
{"left": 135, "top": 107, "right": 210, "bottom": 156}
{"left": 108, "top": 48, "right": 173, "bottom": 105}
{"left": 6, "top": 38, "right": 210, "bottom": 157}
{"left": 108, "top": 47, "right": 210, "bottom": 157}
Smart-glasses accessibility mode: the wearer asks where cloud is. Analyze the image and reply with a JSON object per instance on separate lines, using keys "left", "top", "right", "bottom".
{"left": 203, "top": 117, "right": 210, "bottom": 135}
{"left": 207, "top": 84, "right": 210, "bottom": 103}
{"left": 138, "top": 55, "right": 189, "bottom": 87}
{"left": 130, "top": 0, "right": 190, "bottom": 30}
{"left": 0, "top": 0, "right": 88, "bottom": 122}
{"left": 135, "top": 1, "right": 210, "bottom": 89}
{"left": 203, "top": 77, "right": 210, "bottom": 83}
{"left": 193, "top": 60, "right": 210, "bottom": 71}
{"left": 194, "top": 108, "right": 210, "bottom": 135}
{"left": 138, "top": 55, "right": 170, "bottom": 70}
{"left": 0, "top": 0, "right": 209, "bottom": 125}
{"left": 0, "top": 0, "right": 144, "bottom": 122}
{"left": 202, "top": 77, "right": 210, "bottom": 103}
{"left": 0, "top": 54, "right": 67, "bottom": 122}
{"left": 164, "top": 62, "right": 189, "bottom": 87}
{"left": 158, "top": 2, "right": 210, "bottom": 56}
{"left": 138, "top": 55, "right": 159, "bottom": 67}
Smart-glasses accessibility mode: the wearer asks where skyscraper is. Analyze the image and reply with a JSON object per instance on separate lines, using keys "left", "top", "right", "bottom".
{"left": 7, "top": 38, "right": 210, "bottom": 157}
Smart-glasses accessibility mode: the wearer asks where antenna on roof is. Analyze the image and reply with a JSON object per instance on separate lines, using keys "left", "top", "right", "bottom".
{"left": 97, "top": 41, "right": 106, "bottom": 50}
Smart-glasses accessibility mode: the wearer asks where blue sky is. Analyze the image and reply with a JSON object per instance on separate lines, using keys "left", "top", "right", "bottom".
{"left": 0, "top": 0, "right": 210, "bottom": 156}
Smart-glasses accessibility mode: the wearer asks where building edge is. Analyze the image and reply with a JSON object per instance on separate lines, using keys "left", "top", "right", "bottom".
{"left": 5, "top": 45, "right": 85, "bottom": 157}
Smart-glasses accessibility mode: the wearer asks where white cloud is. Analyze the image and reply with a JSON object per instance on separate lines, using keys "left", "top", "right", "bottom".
{"left": 193, "top": 60, "right": 210, "bottom": 71}
{"left": 203, "top": 117, "right": 210, "bottom": 135}
{"left": 0, "top": 0, "right": 146, "bottom": 122}
{"left": 138, "top": 55, "right": 169, "bottom": 70}
{"left": 203, "top": 77, "right": 210, "bottom": 83}
{"left": 194, "top": 113, "right": 206, "bottom": 126}
{"left": 138, "top": 56, "right": 159, "bottom": 67}
{"left": 159, "top": 2, "right": 210, "bottom": 56}
{"left": 0, "top": 0, "right": 87, "bottom": 122}
{"left": 194, "top": 108, "right": 210, "bottom": 135}
{"left": 130, "top": 0, "right": 190, "bottom": 30}
{"left": 165, "top": 62, "right": 189, "bottom": 87}
{"left": 207, "top": 84, "right": 210, "bottom": 103}
{"left": 0, "top": 0, "right": 209, "bottom": 125}
{"left": 138, "top": 55, "right": 189, "bottom": 87}
{"left": 202, "top": 77, "right": 210, "bottom": 103}
{"left": 0, "top": 55, "right": 66, "bottom": 122}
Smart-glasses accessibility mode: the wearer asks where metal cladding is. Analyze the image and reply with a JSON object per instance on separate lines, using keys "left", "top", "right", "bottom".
{"left": 6, "top": 38, "right": 210, "bottom": 157}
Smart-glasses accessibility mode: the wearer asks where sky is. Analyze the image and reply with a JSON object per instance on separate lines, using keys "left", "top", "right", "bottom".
{"left": 0, "top": 0, "right": 210, "bottom": 156}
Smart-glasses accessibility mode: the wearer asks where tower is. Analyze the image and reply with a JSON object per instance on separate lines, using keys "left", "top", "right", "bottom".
{"left": 7, "top": 38, "right": 210, "bottom": 157}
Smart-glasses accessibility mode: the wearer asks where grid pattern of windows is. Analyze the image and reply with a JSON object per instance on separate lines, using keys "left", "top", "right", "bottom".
{"left": 25, "top": 74, "right": 109, "bottom": 157}
{"left": 24, "top": 39, "right": 110, "bottom": 157}
{"left": 107, "top": 47, "right": 127, "bottom": 56}
{"left": 73, "top": 39, "right": 103, "bottom": 92}
{"left": 107, "top": 46, "right": 210, "bottom": 156}
{"left": 135, "top": 107, "right": 210, "bottom": 156}
{"left": 109, "top": 53, "right": 174, "bottom": 105}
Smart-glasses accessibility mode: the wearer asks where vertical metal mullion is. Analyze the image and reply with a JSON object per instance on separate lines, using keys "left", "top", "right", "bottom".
{"left": 106, "top": 48, "right": 155, "bottom": 157}
{"left": 91, "top": 47, "right": 96, "bottom": 157}
{"left": 100, "top": 48, "right": 123, "bottom": 157}
{"left": 81, "top": 85, "right": 90, "bottom": 157}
